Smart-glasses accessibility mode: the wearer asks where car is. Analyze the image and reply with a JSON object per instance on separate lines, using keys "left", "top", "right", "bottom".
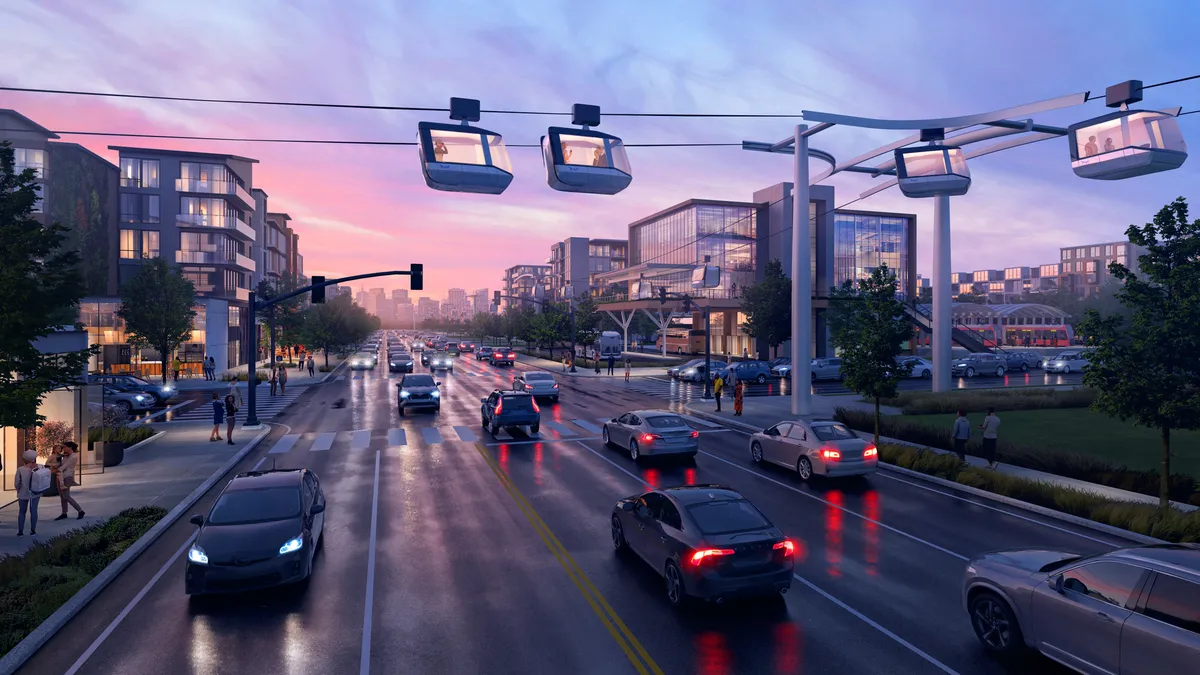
{"left": 397, "top": 373, "right": 441, "bottom": 415}
{"left": 420, "top": 350, "right": 433, "bottom": 366}
{"left": 811, "top": 357, "right": 843, "bottom": 382}
{"left": 677, "top": 361, "right": 726, "bottom": 383}
{"left": 446, "top": 343, "right": 460, "bottom": 356}
{"left": 428, "top": 353, "right": 454, "bottom": 371}
{"left": 602, "top": 411, "right": 700, "bottom": 462}
{"left": 962, "top": 544, "right": 1200, "bottom": 674}
{"left": 411, "top": 342, "right": 425, "bottom": 353}
{"left": 668, "top": 359, "right": 706, "bottom": 379}
{"left": 480, "top": 389, "right": 540, "bottom": 435}
{"left": 102, "top": 385, "right": 155, "bottom": 414}
{"left": 476, "top": 346, "right": 495, "bottom": 361}
{"left": 88, "top": 374, "right": 176, "bottom": 405}
{"left": 997, "top": 350, "right": 1032, "bottom": 373}
{"left": 349, "top": 352, "right": 376, "bottom": 370}
{"left": 185, "top": 468, "right": 326, "bottom": 595}
{"left": 611, "top": 485, "right": 794, "bottom": 607}
{"left": 513, "top": 371, "right": 560, "bottom": 402}
{"left": 1007, "top": 350, "right": 1044, "bottom": 369}
{"left": 748, "top": 419, "right": 878, "bottom": 480}
{"left": 387, "top": 352, "right": 415, "bottom": 373}
{"left": 712, "top": 360, "right": 772, "bottom": 384}
{"left": 490, "top": 348, "right": 517, "bottom": 366}
{"left": 1044, "top": 350, "right": 1090, "bottom": 374}
{"left": 459, "top": 342, "right": 475, "bottom": 353}
{"left": 951, "top": 353, "right": 1008, "bottom": 378}
{"left": 894, "top": 356, "right": 933, "bottom": 379}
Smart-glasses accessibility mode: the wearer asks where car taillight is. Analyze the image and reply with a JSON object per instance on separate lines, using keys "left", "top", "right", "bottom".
{"left": 531, "top": 399, "right": 540, "bottom": 413}
{"left": 863, "top": 444, "right": 878, "bottom": 458}
{"left": 552, "top": 383, "right": 559, "bottom": 389}
{"left": 508, "top": 352, "right": 516, "bottom": 358}
{"left": 642, "top": 433, "right": 661, "bottom": 442}
{"left": 689, "top": 548, "right": 735, "bottom": 566}
{"left": 822, "top": 449, "right": 841, "bottom": 460}
{"left": 690, "top": 430, "right": 700, "bottom": 438}
{"left": 494, "top": 400, "right": 503, "bottom": 415}
{"left": 773, "top": 540, "right": 795, "bottom": 557}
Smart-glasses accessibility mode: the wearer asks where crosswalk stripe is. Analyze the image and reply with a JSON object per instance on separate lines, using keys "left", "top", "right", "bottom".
{"left": 335, "top": 375, "right": 345, "bottom": 381}
{"left": 682, "top": 415, "right": 721, "bottom": 428}
{"left": 571, "top": 419, "right": 603, "bottom": 434}
{"left": 421, "top": 427, "right": 443, "bottom": 445}
{"left": 269, "top": 434, "right": 300, "bottom": 454}
{"left": 452, "top": 425, "right": 477, "bottom": 442}
{"left": 350, "top": 429, "right": 371, "bottom": 449}
{"left": 387, "top": 428, "right": 406, "bottom": 447}
{"left": 311, "top": 432, "right": 335, "bottom": 452}
{"left": 544, "top": 421, "right": 577, "bottom": 437}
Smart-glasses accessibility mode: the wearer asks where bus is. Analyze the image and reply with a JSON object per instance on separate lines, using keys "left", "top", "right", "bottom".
{"left": 596, "top": 331, "right": 623, "bottom": 358}
{"left": 656, "top": 329, "right": 706, "bottom": 354}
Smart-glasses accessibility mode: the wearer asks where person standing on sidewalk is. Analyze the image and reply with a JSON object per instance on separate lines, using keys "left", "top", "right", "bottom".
{"left": 307, "top": 355, "right": 316, "bottom": 377}
{"left": 733, "top": 380, "right": 745, "bottom": 417}
{"left": 624, "top": 359, "right": 631, "bottom": 382}
{"left": 607, "top": 355, "right": 615, "bottom": 376}
{"left": 172, "top": 356, "right": 182, "bottom": 381}
{"left": 15, "top": 450, "right": 44, "bottom": 536}
{"left": 224, "top": 394, "right": 238, "bottom": 446}
{"left": 269, "top": 366, "right": 278, "bottom": 396}
{"left": 979, "top": 407, "right": 1001, "bottom": 469}
{"left": 278, "top": 364, "right": 288, "bottom": 396}
{"left": 713, "top": 374, "right": 724, "bottom": 412}
{"left": 54, "top": 442, "right": 85, "bottom": 521}
{"left": 951, "top": 409, "right": 971, "bottom": 462}
{"left": 210, "top": 392, "right": 224, "bottom": 442}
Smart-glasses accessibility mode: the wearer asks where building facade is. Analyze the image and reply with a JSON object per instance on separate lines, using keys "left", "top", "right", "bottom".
{"left": 1059, "top": 240, "right": 1144, "bottom": 297}
{"left": 547, "top": 237, "right": 628, "bottom": 299}
{"left": 417, "top": 297, "right": 440, "bottom": 323}
{"left": 470, "top": 288, "right": 492, "bottom": 315}
{"left": 501, "top": 265, "right": 551, "bottom": 311}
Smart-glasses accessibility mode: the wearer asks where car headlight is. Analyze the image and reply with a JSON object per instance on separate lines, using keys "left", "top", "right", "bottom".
{"left": 161, "top": 385, "right": 174, "bottom": 393}
{"left": 431, "top": 391, "right": 440, "bottom": 398}
{"left": 134, "top": 394, "right": 147, "bottom": 402}
{"left": 188, "top": 544, "right": 209, "bottom": 565}
{"left": 683, "top": 369, "right": 696, "bottom": 375}
{"left": 279, "top": 535, "right": 304, "bottom": 555}
{"left": 390, "top": 362, "right": 396, "bottom": 367}
{"left": 400, "top": 390, "right": 410, "bottom": 398}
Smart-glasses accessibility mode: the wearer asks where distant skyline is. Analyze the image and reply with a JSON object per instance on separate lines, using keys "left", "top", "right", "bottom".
{"left": 3, "top": 0, "right": 1198, "bottom": 299}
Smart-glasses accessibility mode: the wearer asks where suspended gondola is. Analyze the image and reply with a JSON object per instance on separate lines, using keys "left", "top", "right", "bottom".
{"left": 417, "top": 98, "right": 513, "bottom": 194}
{"left": 893, "top": 145, "right": 971, "bottom": 198}
{"left": 1067, "top": 109, "right": 1187, "bottom": 180}
{"left": 542, "top": 104, "right": 632, "bottom": 195}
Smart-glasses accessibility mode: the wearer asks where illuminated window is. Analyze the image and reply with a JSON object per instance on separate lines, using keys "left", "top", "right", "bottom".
{"left": 120, "top": 229, "right": 137, "bottom": 259}
{"left": 120, "top": 193, "right": 138, "bottom": 223}
{"left": 13, "top": 148, "right": 45, "bottom": 177}
{"left": 141, "top": 231, "right": 160, "bottom": 259}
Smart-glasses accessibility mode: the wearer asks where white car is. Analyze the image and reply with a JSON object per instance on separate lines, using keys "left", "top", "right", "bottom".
{"left": 513, "top": 371, "right": 560, "bottom": 402}
{"left": 748, "top": 419, "right": 878, "bottom": 480}
{"left": 349, "top": 352, "right": 376, "bottom": 370}
{"left": 895, "top": 356, "right": 933, "bottom": 379}
{"left": 1044, "top": 351, "right": 1089, "bottom": 374}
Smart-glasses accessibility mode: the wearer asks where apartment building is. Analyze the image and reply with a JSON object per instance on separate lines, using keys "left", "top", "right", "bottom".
{"left": 547, "top": 237, "right": 628, "bottom": 299}
{"left": 417, "top": 297, "right": 440, "bottom": 323}
{"left": 471, "top": 288, "right": 492, "bottom": 315}
{"left": 502, "top": 264, "right": 551, "bottom": 311}
{"left": 1059, "top": 240, "right": 1145, "bottom": 296}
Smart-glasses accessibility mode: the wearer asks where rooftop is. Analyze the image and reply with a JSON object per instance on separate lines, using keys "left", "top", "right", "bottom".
{"left": 107, "top": 145, "right": 260, "bottom": 164}
{"left": 0, "top": 109, "right": 60, "bottom": 139}
{"left": 629, "top": 198, "right": 762, "bottom": 230}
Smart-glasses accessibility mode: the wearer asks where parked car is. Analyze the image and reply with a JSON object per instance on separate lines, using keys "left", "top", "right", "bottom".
{"left": 88, "top": 374, "right": 175, "bottom": 405}
{"left": 490, "top": 348, "right": 517, "bottom": 367}
{"left": 951, "top": 353, "right": 1008, "bottom": 378}
{"left": 512, "top": 371, "right": 560, "bottom": 402}
{"left": 476, "top": 346, "right": 495, "bottom": 361}
{"left": 1007, "top": 350, "right": 1044, "bottom": 369}
{"left": 668, "top": 359, "right": 706, "bottom": 379}
{"left": 102, "top": 386, "right": 155, "bottom": 414}
{"left": 397, "top": 373, "right": 441, "bottom": 415}
{"left": 712, "top": 360, "right": 772, "bottom": 384}
{"left": 480, "top": 390, "right": 540, "bottom": 435}
{"left": 1044, "top": 351, "right": 1090, "bottom": 374}
{"left": 811, "top": 357, "right": 843, "bottom": 382}
{"left": 768, "top": 357, "right": 790, "bottom": 370}
{"left": 748, "top": 419, "right": 878, "bottom": 480}
{"left": 602, "top": 411, "right": 700, "bottom": 462}
{"left": 997, "top": 350, "right": 1032, "bottom": 373}
{"left": 962, "top": 543, "right": 1200, "bottom": 675}
{"left": 894, "top": 356, "right": 933, "bottom": 379}
{"left": 677, "top": 361, "right": 726, "bottom": 383}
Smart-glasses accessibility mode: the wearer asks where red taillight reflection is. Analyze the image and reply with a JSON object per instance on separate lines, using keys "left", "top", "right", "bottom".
{"left": 863, "top": 444, "right": 878, "bottom": 458}
{"left": 821, "top": 449, "right": 841, "bottom": 460}
{"left": 773, "top": 539, "right": 795, "bottom": 557}
{"left": 494, "top": 399, "right": 503, "bottom": 415}
{"left": 689, "top": 548, "right": 734, "bottom": 565}
{"left": 690, "top": 430, "right": 700, "bottom": 438}
{"left": 531, "top": 399, "right": 540, "bottom": 413}
{"left": 642, "top": 433, "right": 659, "bottom": 442}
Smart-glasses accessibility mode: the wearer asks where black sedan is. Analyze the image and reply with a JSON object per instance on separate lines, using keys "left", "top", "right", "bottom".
{"left": 185, "top": 469, "right": 325, "bottom": 595}
{"left": 387, "top": 352, "right": 415, "bottom": 372}
{"left": 611, "top": 485, "right": 793, "bottom": 607}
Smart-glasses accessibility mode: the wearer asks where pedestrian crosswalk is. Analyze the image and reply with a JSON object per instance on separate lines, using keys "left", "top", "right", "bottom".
{"left": 170, "top": 386, "right": 309, "bottom": 422}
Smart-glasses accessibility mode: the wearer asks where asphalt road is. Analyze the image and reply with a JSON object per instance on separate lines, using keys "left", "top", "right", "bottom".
{"left": 22, "top": 353, "right": 1133, "bottom": 675}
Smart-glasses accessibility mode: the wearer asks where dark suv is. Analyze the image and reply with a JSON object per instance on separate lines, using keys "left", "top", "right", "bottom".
{"left": 490, "top": 348, "right": 517, "bottom": 367}
{"left": 476, "top": 346, "right": 495, "bottom": 361}
{"left": 480, "top": 390, "right": 540, "bottom": 435}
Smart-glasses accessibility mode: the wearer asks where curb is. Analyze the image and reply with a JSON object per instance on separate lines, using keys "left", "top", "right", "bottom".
{"left": 130, "top": 400, "right": 194, "bottom": 426}
{"left": 318, "top": 360, "right": 348, "bottom": 384}
{"left": 0, "top": 425, "right": 273, "bottom": 675}
{"left": 122, "top": 429, "right": 166, "bottom": 454}
{"left": 680, "top": 404, "right": 1169, "bottom": 547}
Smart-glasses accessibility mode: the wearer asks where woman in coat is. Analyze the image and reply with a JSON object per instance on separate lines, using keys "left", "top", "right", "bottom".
{"left": 224, "top": 394, "right": 238, "bottom": 445}
{"left": 733, "top": 380, "right": 745, "bottom": 417}
{"left": 210, "top": 392, "right": 224, "bottom": 442}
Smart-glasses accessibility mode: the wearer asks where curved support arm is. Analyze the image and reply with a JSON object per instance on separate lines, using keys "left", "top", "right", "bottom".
{"left": 801, "top": 91, "right": 1088, "bottom": 131}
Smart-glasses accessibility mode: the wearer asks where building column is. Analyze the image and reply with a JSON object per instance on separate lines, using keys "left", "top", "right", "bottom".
{"left": 605, "top": 310, "right": 635, "bottom": 352}
{"left": 641, "top": 308, "right": 677, "bottom": 357}
{"left": 932, "top": 194, "right": 952, "bottom": 392}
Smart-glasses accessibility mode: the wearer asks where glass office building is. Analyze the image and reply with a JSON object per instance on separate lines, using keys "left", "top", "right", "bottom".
{"left": 628, "top": 200, "right": 757, "bottom": 298}
{"left": 832, "top": 211, "right": 911, "bottom": 297}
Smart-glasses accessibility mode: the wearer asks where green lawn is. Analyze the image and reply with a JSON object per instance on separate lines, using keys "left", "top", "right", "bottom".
{"left": 900, "top": 408, "right": 1200, "bottom": 478}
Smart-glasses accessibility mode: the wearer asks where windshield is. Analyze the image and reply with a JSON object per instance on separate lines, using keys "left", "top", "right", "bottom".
{"left": 1054, "top": 353, "right": 1078, "bottom": 360}
{"left": 208, "top": 486, "right": 301, "bottom": 525}
{"left": 125, "top": 376, "right": 152, "bottom": 386}
{"left": 524, "top": 372, "right": 553, "bottom": 381}
{"left": 646, "top": 415, "right": 687, "bottom": 429}
{"left": 687, "top": 499, "right": 771, "bottom": 535}
{"left": 811, "top": 423, "right": 856, "bottom": 441}
{"left": 501, "top": 395, "right": 534, "bottom": 409}
{"left": 403, "top": 375, "right": 435, "bottom": 387}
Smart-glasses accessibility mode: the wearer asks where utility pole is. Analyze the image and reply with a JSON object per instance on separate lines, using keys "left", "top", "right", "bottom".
{"left": 702, "top": 302, "right": 712, "bottom": 400}
{"left": 569, "top": 298, "right": 578, "bottom": 373}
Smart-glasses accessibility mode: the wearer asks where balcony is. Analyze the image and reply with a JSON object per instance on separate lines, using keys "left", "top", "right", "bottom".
{"left": 176, "top": 250, "right": 257, "bottom": 272}
{"left": 175, "top": 178, "right": 255, "bottom": 211}
{"left": 176, "top": 213, "right": 256, "bottom": 241}
{"left": 204, "top": 286, "right": 252, "bottom": 303}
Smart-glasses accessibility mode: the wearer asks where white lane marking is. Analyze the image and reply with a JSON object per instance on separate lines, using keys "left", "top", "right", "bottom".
{"left": 65, "top": 538, "right": 194, "bottom": 675}
{"left": 420, "top": 427, "right": 443, "bottom": 445}
{"left": 387, "top": 428, "right": 406, "bottom": 447}
{"left": 336, "top": 375, "right": 346, "bottom": 382}
{"left": 311, "top": 432, "right": 335, "bottom": 452}
{"left": 544, "top": 420, "right": 578, "bottom": 437}
{"left": 268, "top": 434, "right": 301, "bottom": 454}
{"left": 573, "top": 441, "right": 652, "bottom": 488}
{"left": 359, "top": 450, "right": 381, "bottom": 675}
{"left": 877, "top": 472, "right": 1121, "bottom": 547}
{"left": 791, "top": 574, "right": 960, "bottom": 675}
{"left": 350, "top": 429, "right": 371, "bottom": 450}
{"left": 251, "top": 456, "right": 269, "bottom": 471}
{"left": 452, "top": 426, "right": 478, "bottom": 442}
{"left": 571, "top": 419, "right": 603, "bottom": 434}
{"left": 699, "top": 450, "right": 968, "bottom": 561}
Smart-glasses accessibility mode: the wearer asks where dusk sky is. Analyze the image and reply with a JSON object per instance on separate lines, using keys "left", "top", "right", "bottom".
{"left": 4, "top": 0, "right": 1199, "bottom": 301}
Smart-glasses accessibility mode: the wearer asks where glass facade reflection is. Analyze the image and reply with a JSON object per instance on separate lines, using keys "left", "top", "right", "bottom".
{"left": 629, "top": 202, "right": 756, "bottom": 298}
{"left": 833, "top": 212, "right": 910, "bottom": 297}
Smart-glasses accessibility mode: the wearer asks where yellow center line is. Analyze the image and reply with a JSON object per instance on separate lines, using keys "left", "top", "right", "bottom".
{"left": 473, "top": 443, "right": 665, "bottom": 675}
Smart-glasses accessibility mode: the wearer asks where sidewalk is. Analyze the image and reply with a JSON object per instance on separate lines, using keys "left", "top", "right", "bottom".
{"left": 516, "top": 354, "right": 669, "bottom": 378}
{"left": 683, "top": 394, "right": 1196, "bottom": 512}
{"left": 0, "top": 424, "right": 265, "bottom": 556}
{"left": 173, "top": 355, "right": 345, "bottom": 392}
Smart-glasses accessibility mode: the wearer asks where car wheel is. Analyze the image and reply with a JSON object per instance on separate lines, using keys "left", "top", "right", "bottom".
{"left": 995, "top": 367, "right": 1005, "bottom": 377}
{"left": 1020, "top": 363, "right": 1028, "bottom": 372}
{"left": 611, "top": 516, "right": 628, "bottom": 553}
{"left": 629, "top": 440, "right": 641, "bottom": 462}
{"left": 481, "top": 414, "right": 488, "bottom": 429}
{"left": 490, "top": 423, "right": 500, "bottom": 436}
{"left": 664, "top": 561, "right": 687, "bottom": 607}
{"left": 796, "top": 456, "right": 814, "bottom": 481}
{"left": 1062, "top": 365, "right": 1071, "bottom": 374}
{"left": 756, "top": 374, "right": 767, "bottom": 384}
{"left": 921, "top": 369, "right": 931, "bottom": 379}
{"left": 530, "top": 424, "right": 540, "bottom": 435}
{"left": 116, "top": 401, "right": 133, "bottom": 414}
{"left": 602, "top": 426, "right": 612, "bottom": 447}
{"left": 751, "top": 441, "right": 764, "bottom": 463}
{"left": 810, "top": 372, "right": 817, "bottom": 383}
{"left": 966, "top": 367, "right": 976, "bottom": 378}
{"left": 398, "top": 405, "right": 405, "bottom": 417}
{"left": 969, "top": 592, "right": 1024, "bottom": 654}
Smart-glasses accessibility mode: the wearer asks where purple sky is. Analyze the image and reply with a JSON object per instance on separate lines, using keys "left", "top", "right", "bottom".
{"left": 4, "top": 0, "right": 1198, "bottom": 300}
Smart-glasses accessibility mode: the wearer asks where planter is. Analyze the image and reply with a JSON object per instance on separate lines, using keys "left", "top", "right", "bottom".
{"left": 96, "top": 441, "right": 127, "bottom": 467}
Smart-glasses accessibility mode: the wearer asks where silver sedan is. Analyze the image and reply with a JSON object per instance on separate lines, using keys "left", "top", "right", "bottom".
{"left": 748, "top": 419, "right": 877, "bottom": 480}
{"left": 602, "top": 411, "right": 700, "bottom": 462}
{"left": 512, "top": 371, "right": 560, "bottom": 402}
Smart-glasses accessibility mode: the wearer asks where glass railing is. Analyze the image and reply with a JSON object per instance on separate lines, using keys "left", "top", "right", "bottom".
{"left": 175, "top": 214, "right": 256, "bottom": 240}
{"left": 176, "top": 251, "right": 256, "bottom": 271}
{"left": 175, "top": 178, "right": 254, "bottom": 206}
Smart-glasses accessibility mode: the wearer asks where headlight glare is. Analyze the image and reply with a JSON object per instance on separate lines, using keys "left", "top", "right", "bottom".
{"left": 279, "top": 536, "right": 303, "bottom": 555}
{"left": 188, "top": 544, "right": 209, "bottom": 565}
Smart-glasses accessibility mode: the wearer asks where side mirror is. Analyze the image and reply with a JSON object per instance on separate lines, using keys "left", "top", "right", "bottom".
{"left": 436, "top": 382, "right": 442, "bottom": 387}
{"left": 610, "top": 418, "right": 617, "bottom": 422}
{"left": 620, "top": 502, "right": 635, "bottom": 512}
{"left": 1051, "top": 575, "right": 1064, "bottom": 593}
{"left": 481, "top": 398, "right": 488, "bottom": 403}
{"left": 311, "top": 503, "right": 326, "bottom": 515}
{"left": 189, "top": 514, "right": 204, "bottom": 526}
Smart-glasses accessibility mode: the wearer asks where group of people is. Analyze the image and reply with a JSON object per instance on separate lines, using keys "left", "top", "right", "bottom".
{"left": 210, "top": 391, "right": 240, "bottom": 444}
{"left": 952, "top": 407, "right": 1002, "bottom": 469}
{"left": 13, "top": 441, "right": 86, "bottom": 537}
{"left": 712, "top": 371, "right": 745, "bottom": 416}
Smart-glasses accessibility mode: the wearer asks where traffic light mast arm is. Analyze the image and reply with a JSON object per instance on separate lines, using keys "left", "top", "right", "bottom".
{"left": 254, "top": 266, "right": 423, "bottom": 311}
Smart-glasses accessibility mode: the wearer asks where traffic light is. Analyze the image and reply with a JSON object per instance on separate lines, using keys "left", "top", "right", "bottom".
{"left": 310, "top": 275, "right": 325, "bottom": 304}
{"left": 410, "top": 263, "right": 423, "bottom": 291}
{"left": 493, "top": 290, "right": 501, "bottom": 306}
{"left": 682, "top": 297, "right": 693, "bottom": 313}
{"left": 658, "top": 286, "right": 667, "bottom": 304}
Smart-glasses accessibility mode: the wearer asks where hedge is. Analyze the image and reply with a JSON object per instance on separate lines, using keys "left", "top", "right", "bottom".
{"left": 0, "top": 506, "right": 166, "bottom": 657}
{"left": 837, "top": 407, "right": 1200, "bottom": 504}
{"left": 87, "top": 425, "right": 156, "bottom": 445}
{"left": 879, "top": 443, "right": 1200, "bottom": 543}
{"left": 881, "top": 387, "right": 1096, "bottom": 415}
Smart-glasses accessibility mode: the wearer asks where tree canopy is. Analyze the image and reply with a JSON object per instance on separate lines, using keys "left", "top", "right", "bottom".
{"left": 118, "top": 258, "right": 197, "bottom": 384}
{"left": 299, "top": 294, "right": 376, "bottom": 367}
{"left": 740, "top": 259, "right": 791, "bottom": 359}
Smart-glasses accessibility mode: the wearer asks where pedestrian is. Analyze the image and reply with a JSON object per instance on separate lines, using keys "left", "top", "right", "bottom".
{"left": 624, "top": 359, "right": 631, "bottom": 382}
{"left": 951, "top": 409, "right": 971, "bottom": 462}
{"left": 562, "top": 354, "right": 568, "bottom": 372}
{"left": 202, "top": 355, "right": 210, "bottom": 380}
{"left": 269, "top": 366, "right": 278, "bottom": 396}
{"left": 224, "top": 394, "right": 238, "bottom": 446}
{"left": 210, "top": 392, "right": 224, "bottom": 442}
{"left": 726, "top": 365, "right": 738, "bottom": 389}
{"left": 226, "top": 379, "right": 244, "bottom": 408}
{"left": 733, "top": 380, "right": 745, "bottom": 416}
{"left": 54, "top": 441, "right": 84, "bottom": 521}
{"left": 607, "top": 354, "right": 616, "bottom": 376}
{"left": 16, "top": 450, "right": 48, "bottom": 536}
{"left": 307, "top": 355, "right": 316, "bottom": 377}
{"left": 278, "top": 364, "right": 288, "bottom": 395}
{"left": 172, "top": 356, "right": 182, "bottom": 381}
{"left": 713, "top": 374, "right": 724, "bottom": 412}
{"left": 979, "top": 407, "right": 1001, "bottom": 469}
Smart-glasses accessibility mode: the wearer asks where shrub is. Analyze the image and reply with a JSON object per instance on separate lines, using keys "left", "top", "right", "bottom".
{"left": 882, "top": 387, "right": 1097, "bottom": 415}
{"left": 34, "top": 421, "right": 74, "bottom": 459}
{"left": 88, "top": 425, "right": 156, "bottom": 445}
{"left": 221, "top": 372, "right": 268, "bottom": 382}
{"left": 318, "top": 365, "right": 334, "bottom": 372}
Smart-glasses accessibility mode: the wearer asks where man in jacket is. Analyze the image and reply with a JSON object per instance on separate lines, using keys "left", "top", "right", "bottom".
{"left": 951, "top": 409, "right": 971, "bottom": 462}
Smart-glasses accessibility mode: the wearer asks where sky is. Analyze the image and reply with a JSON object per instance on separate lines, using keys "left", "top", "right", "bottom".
{"left": 3, "top": 0, "right": 1199, "bottom": 301}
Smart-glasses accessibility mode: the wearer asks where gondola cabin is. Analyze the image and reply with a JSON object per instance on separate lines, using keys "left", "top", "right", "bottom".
{"left": 1067, "top": 110, "right": 1187, "bottom": 180}
{"left": 542, "top": 127, "right": 632, "bottom": 195}
{"left": 417, "top": 121, "right": 513, "bottom": 194}
{"left": 894, "top": 145, "right": 971, "bottom": 198}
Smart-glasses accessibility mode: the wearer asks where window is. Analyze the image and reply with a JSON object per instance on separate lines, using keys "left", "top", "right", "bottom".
{"left": 1091, "top": 246, "right": 1101, "bottom": 257}
{"left": 1143, "top": 574, "right": 1200, "bottom": 634}
{"left": 1105, "top": 245, "right": 1113, "bottom": 256}
{"left": 787, "top": 425, "right": 808, "bottom": 441}
{"left": 14, "top": 148, "right": 46, "bottom": 177}
{"left": 1062, "top": 249, "right": 1072, "bottom": 260}
{"left": 639, "top": 492, "right": 668, "bottom": 518}
{"left": 1117, "top": 244, "right": 1127, "bottom": 255}
{"left": 31, "top": 183, "right": 44, "bottom": 213}
{"left": 208, "top": 487, "right": 301, "bottom": 525}
{"left": 120, "top": 158, "right": 160, "bottom": 187}
{"left": 119, "top": 229, "right": 137, "bottom": 259}
{"left": 658, "top": 501, "right": 682, "bottom": 530}
{"left": 687, "top": 499, "right": 771, "bottom": 535}
{"left": 120, "top": 193, "right": 139, "bottom": 223}
{"left": 141, "top": 159, "right": 159, "bottom": 188}
{"left": 1060, "top": 562, "right": 1145, "bottom": 608}
{"left": 141, "top": 231, "right": 159, "bottom": 259}
{"left": 142, "top": 195, "right": 159, "bottom": 223}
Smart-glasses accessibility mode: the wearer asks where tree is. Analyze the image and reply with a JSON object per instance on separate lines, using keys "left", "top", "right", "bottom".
{"left": 118, "top": 259, "right": 197, "bottom": 384}
{"left": 257, "top": 276, "right": 306, "bottom": 360}
{"left": 740, "top": 259, "right": 791, "bottom": 359}
{"left": 573, "top": 294, "right": 601, "bottom": 351}
{"left": 828, "top": 264, "right": 912, "bottom": 445}
{"left": 0, "top": 142, "right": 93, "bottom": 429}
{"left": 299, "top": 294, "right": 376, "bottom": 367}
{"left": 1079, "top": 197, "right": 1200, "bottom": 511}
{"left": 954, "top": 290, "right": 986, "bottom": 304}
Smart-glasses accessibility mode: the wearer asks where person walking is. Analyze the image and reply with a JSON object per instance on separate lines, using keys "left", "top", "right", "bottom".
{"left": 624, "top": 359, "right": 631, "bottom": 382}
{"left": 278, "top": 364, "right": 288, "bottom": 396}
{"left": 172, "top": 356, "right": 182, "bottom": 381}
{"left": 307, "top": 355, "right": 316, "bottom": 377}
{"left": 16, "top": 450, "right": 47, "bottom": 536}
{"left": 210, "top": 392, "right": 224, "bottom": 441}
{"left": 979, "top": 407, "right": 1001, "bottom": 469}
{"left": 224, "top": 394, "right": 238, "bottom": 446}
{"left": 607, "top": 355, "right": 616, "bottom": 376}
{"left": 733, "top": 380, "right": 745, "bottom": 417}
{"left": 54, "top": 442, "right": 84, "bottom": 521}
{"left": 226, "top": 379, "right": 244, "bottom": 409}
{"left": 713, "top": 374, "right": 725, "bottom": 412}
{"left": 951, "top": 409, "right": 971, "bottom": 462}
{"left": 269, "top": 366, "right": 278, "bottom": 396}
